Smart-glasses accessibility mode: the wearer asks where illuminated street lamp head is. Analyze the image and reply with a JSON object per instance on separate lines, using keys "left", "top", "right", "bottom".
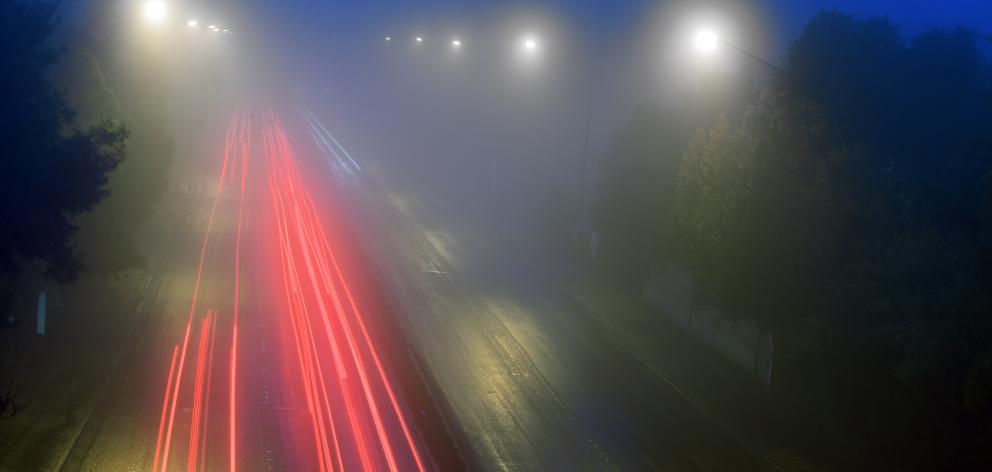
{"left": 694, "top": 29, "right": 719, "bottom": 54}
{"left": 416, "top": 36, "right": 424, "bottom": 43}
{"left": 385, "top": 36, "right": 391, "bottom": 41}
{"left": 187, "top": 19, "right": 198, "bottom": 28}
{"left": 451, "top": 39, "right": 462, "bottom": 49}
{"left": 523, "top": 37, "right": 538, "bottom": 51}
{"left": 143, "top": 1, "right": 167, "bottom": 23}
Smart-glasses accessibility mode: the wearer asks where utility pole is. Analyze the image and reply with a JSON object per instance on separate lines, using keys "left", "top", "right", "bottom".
{"left": 574, "top": 96, "right": 593, "bottom": 242}
{"left": 720, "top": 39, "right": 785, "bottom": 75}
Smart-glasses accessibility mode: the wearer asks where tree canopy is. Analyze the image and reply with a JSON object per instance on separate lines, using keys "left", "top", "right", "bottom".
{"left": 670, "top": 10, "right": 992, "bottom": 468}
{"left": 0, "top": 0, "right": 126, "bottom": 313}
{"left": 593, "top": 8, "right": 992, "bottom": 468}
{"left": 591, "top": 73, "right": 754, "bottom": 279}
{"left": 53, "top": 46, "right": 174, "bottom": 278}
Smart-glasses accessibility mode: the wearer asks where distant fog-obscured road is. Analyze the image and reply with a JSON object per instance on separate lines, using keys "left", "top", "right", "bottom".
{"left": 298, "top": 97, "right": 772, "bottom": 471}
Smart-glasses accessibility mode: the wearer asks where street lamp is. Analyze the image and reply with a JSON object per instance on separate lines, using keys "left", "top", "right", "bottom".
{"left": 416, "top": 36, "right": 424, "bottom": 43}
{"left": 143, "top": 1, "right": 167, "bottom": 23}
{"left": 691, "top": 28, "right": 783, "bottom": 74}
{"left": 522, "top": 37, "right": 538, "bottom": 52}
{"left": 518, "top": 35, "right": 541, "bottom": 62}
{"left": 694, "top": 29, "right": 718, "bottom": 54}
{"left": 187, "top": 19, "right": 198, "bottom": 28}
{"left": 451, "top": 39, "right": 462, "bottom": 49}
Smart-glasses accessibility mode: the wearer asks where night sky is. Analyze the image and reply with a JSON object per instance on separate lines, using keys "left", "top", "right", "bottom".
{"left": 239, "top": 0, "right": 992, "bottom": 50}
{"left": 78, "top": 0, "right": 987, "bottom": 192}
{"left": 187, "top": 0, "right": 988, "bottom": 193}
{"left": 220, "top": 0, "right": 991, "bottom": 104}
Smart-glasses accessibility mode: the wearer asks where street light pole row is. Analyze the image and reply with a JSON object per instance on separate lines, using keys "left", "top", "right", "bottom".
{"left": 142, "top": 1, "right": 233, "bottom": 34}
{"left": 376, "top": 27, "right": 778, "bottom": 246}
{"left": 383, "top": 33, "right": 542, "bottom": 54}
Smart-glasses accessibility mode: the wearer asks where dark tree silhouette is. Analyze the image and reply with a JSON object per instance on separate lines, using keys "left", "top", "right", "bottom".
{"left": 673, "top": 10, "right": 992, "bottom": 468}
{"left": 0, "top": 0, "right": 127, "bottom": 318}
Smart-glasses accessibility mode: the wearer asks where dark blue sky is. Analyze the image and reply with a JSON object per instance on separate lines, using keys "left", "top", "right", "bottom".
{"left": 768, "top": 0, "right": 991, "bottom": 37}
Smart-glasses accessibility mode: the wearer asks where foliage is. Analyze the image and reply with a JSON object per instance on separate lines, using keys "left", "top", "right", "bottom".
{"left": 592, "top": 74, "right": 754, "bottom": 279}
{"left": 71, "top": 113, "right": 172, "bottom": 277}
{"left": 0, "top": 0, "right": 127, "bottom": 306}
{"left": 48, "top": 42, "right": 174, "bottom": 278}
{"left": 674, "top": 92, "right": 851, "bottom": 331}
{"left": 669, "top": 10, "right": 992, "bottom": 468}
{"left": 51, "top": 46, "right": 121, "bottom": 128}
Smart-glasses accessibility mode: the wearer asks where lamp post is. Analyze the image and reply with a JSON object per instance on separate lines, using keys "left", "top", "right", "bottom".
{"left": 694, "top": 28, "right": 783, "bottom": 74}
{"left": 488, "top": 34, "right": 544, "bottom": 224}
{"left": 143, "top": 1, "right": 167, "bottom": 24}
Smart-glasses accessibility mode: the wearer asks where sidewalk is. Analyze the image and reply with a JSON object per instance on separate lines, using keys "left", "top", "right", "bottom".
{"left": 560, "top": 270, "right": 831, "bottom": 472}
{"left": 0, "top": 185, "right": 192, "bottom": 472}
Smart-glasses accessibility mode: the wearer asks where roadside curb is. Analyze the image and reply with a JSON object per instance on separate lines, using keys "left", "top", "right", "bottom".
{"left": 53, "top": 185, "right": 200, "bottom": 472}
{"left": 51, "top": 258, "right": 165, "bottom": 472}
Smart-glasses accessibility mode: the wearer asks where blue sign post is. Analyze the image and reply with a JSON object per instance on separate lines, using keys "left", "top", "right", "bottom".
{"left": 37, "top": 290, "right": 46, "bottom": 336}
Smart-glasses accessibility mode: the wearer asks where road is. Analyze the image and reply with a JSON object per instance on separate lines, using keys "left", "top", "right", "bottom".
{"left": 59, "top": 108, "right": 456, "bottom": 471}
{"left": 301, "top": 98, "right": 772, "bottom": 470}
{"left": 59, "top": 98, "right": 769, "bottom": 472}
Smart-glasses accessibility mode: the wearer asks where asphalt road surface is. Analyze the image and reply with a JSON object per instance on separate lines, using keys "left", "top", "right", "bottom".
{"left": 60, "top": 108, "right": 455, "bottom": 472}
{"left": 310, "top": 98, "right": 772, "bottom": 470}
{"left": 58, "top": 99, "right": 768, "bottom": 472}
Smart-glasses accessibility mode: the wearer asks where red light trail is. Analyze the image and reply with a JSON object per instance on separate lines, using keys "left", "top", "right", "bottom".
{"left": 147, "top": 109, "right": 428, "bottom": 471}
{"left": 152, "top": 112, "right": 250, "bottom": 472}
{"left": 263, "top": 112, "right": 427, "bottom": 472}
{"left": 188, "top": 312, "right": 213, "bottom": 472}
{"left": 159, "top": 311, "right": 193, "bottom": 472}
{"left": 229, "top": 108, "right": 250, "bottom": 472}
{"left": 152, "top": 345, "right": 179, "bottom": 472}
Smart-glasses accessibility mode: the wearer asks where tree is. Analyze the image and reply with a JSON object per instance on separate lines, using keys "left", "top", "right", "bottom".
{"left": 780, "top": 13, "right": 992, "bottom": 466}
{"left": 0, "top": 0, "right": 126, "bottom": 316}
{"left": 781, "top": 11, "right": 991, "bottom": 237}
{"left": 50, "top": 46, "right": 121, "bottom": 128}
{"left": 52, "top": 46, "right": 173, "bottom": 277}
{"left": 673, "top": 91, "right": 850, "bottom": 333}
{"left": 592, "top": 74, "right": 754, "bottom": 279}
{"left": 672, "top": 10, "right": 992, "bottom": 467}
